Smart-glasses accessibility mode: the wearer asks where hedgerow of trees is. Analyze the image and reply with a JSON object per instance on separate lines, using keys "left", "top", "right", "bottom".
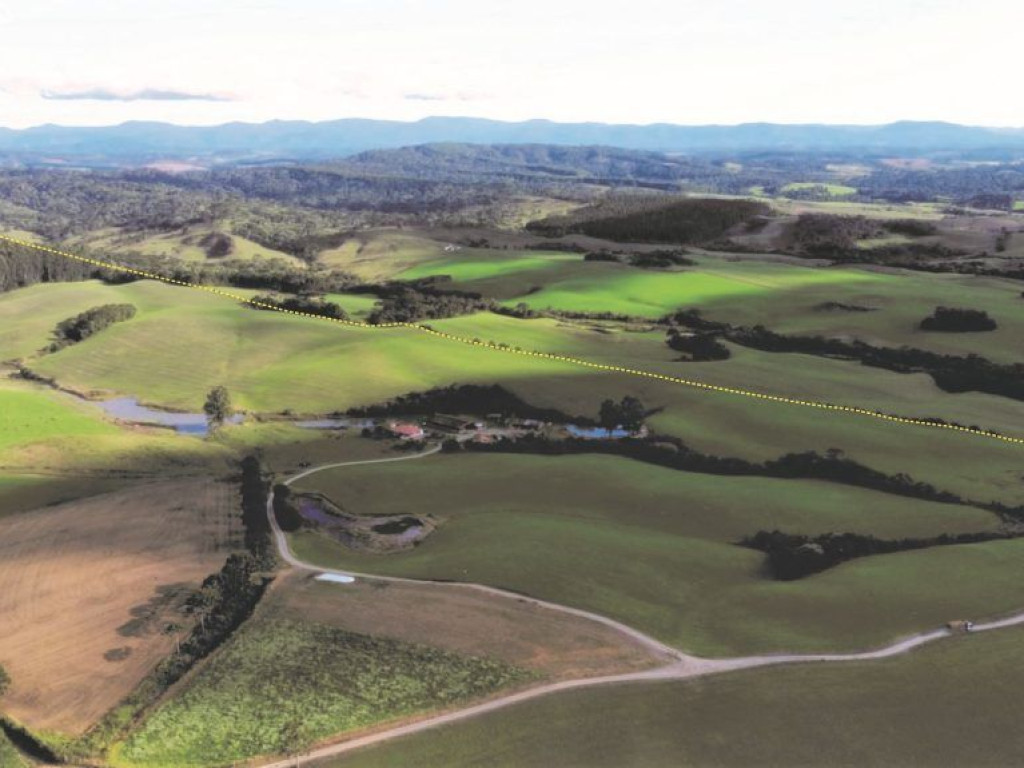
{"left": 249, "top": 293, "right": 349, "bottom": 320}
{"left": 50, "top": 304, "right": 136, "bottom": 350}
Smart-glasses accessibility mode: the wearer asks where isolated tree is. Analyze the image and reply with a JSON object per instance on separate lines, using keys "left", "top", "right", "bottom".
{"left": 0, "top": 663, "right": 10, "bottom": 696}
{"left": 618, "top": 396, "right": 646, "bottom": 431}
{"left": 598, "top": 399, "right": 620, "bottom": 433}
{"left": 203, "top": 386, "right": 233, "bottom": 430}
{"left": 598, "top": 396, "right": 646, "bottom": 434}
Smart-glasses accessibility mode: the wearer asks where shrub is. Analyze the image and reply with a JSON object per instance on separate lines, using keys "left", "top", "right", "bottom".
{"left": 920, "top": 306, "right": 997, "bottom": 332}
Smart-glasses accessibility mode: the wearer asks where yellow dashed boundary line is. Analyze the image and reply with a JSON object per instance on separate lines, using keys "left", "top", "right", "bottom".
{"left": 4, "top": 233, "right": 1022, "bottom": 447}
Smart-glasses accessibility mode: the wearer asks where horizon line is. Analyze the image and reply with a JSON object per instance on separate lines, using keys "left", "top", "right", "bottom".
{"left": 3, "top": 115, "right": 1024, "bottom": 132}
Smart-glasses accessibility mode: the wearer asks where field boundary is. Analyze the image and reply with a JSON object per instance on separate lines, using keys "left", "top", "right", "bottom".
{"left": 3, "top": 232, "right": 1022, "bottom": 448}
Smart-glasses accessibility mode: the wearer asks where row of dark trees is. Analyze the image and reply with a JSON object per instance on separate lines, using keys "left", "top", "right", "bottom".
{"left": 666, "top": 329, "right": 731, "bottom": 361}
{"left": 458, "top": 435, "right": 991, "bottom": 509}
{"left": 584, "top": 248, "right": 695, "bottom": 269}
{"left": 0, "top": 240, "right": 362, "bottom": 297}
{"left": 50, "top": 304, "right": 136, "bottom": 350}
{"left": 249, "top": 293, "right": 349, "bottom": 320}
{"left": 359, "top": 281, "right": 493, "bottom": 324}
{"left": 347, "top": 383, "right": 589, "bottom": 424}
{"left": 742, "top": 529, "right": 1017, "bottom": 580}
{"left": 663, "top": 312, "right": 1024, "bottom": 403}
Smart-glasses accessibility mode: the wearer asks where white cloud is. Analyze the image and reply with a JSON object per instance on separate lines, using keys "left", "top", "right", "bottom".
{"left": 40, "top": 87, "right": 236, "bottom": 102}
{"left": 0, "top": 0, "right": 1020, "bottom": 128}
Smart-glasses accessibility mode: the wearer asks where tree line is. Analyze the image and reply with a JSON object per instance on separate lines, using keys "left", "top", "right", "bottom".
{"left": 742, "top": 528, "right": 1019, "bottom": 580}
{"left": 49, "top": 304, "right": 136, "bottom": 351}
{"left": 454, "top": 435, "right": 1024, "bottom": 525}
{"left": 249, "top": 293, "right": 350, "bottom": 320}
{"left": 665, "top": 311, "right": 1024, "bottom": 403}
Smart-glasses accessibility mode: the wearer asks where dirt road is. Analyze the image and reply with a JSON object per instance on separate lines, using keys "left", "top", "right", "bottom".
{"left": 263, "top": 447, "right": 1024, "bottom": 767}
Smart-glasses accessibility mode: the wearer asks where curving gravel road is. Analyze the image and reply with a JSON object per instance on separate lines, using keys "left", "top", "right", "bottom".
{"left": 262, "top": 446, "right": 1024, "bottom": 768}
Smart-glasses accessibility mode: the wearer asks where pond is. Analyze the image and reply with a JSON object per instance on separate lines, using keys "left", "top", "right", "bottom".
{"left": 95, "top": 397, "right": 243, "bottom": 436}
{"left": 565, "top": 425, "right": 631, "bottom": 439}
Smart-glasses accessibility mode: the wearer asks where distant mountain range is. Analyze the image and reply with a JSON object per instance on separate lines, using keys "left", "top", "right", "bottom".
{"left": 2, "top": 118, "right": 1024, "bottom": 164}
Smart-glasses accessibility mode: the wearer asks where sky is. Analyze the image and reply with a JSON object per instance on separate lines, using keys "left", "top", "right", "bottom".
{"left": 0, "top": 0, "right": 1020, "bottom": 129}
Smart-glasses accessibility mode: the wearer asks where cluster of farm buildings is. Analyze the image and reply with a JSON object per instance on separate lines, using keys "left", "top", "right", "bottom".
{"left": 382, "top": 413, "right": 541, "bottom": 443}
{"left": 381, "top": 413, "right": 646, "bottom": 443}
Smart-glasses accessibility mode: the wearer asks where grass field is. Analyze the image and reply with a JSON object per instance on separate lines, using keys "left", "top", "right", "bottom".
{"left": 17, "top": 282, "right": 588, "bottom": 413}
{"left": 115, "top": 617, "right": 530, "bottom": 768}
{"left": 8, "top": 277, "right": 1024, "bottom": 509}
{"left": 0, "top": 731, "right": 28, "bottom": 768}
{"left": 0, "top": 384, "right": 118, "bottom": 453}
{"left": 317, "top": 231, "right": 461, "bottom": 279}
{"left": 267, "top": 573, "right": 661, "bottom": 681}
{"left": 398, "top": 250, "right": 578, "bottom": 282}
{"left": 288, "top": 452, "right": 1022, "bottom": 656}
{"left": 0, "top": 479, "right": 241, "bottom": 734}
{"left": 334, "top": 625, "right": 1024, "bottom": 768}
{"left": 0, "top": 379, "right": 229, "bottom": 476}
{"left": 66, "top": 225, "right": 304, "bottom": 267}
{"left": 480, "top": 259, "right": 887, "bottom": 317}
{"left": 323, "top": 292, "right": 380, "bottom": 319}
{"left": 781, "top": 181, "right": 858, "bottom": 196}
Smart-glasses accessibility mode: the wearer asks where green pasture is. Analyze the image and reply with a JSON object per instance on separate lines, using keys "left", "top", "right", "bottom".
{"left": 16, "top": 282, "right": 591, "bottom": 412}
{"left": 498, "top": 357, "right": 1024, "bottom": 507}
{"left": 0, "top": 378, "right": 228, "bottom": 475}
{"left": 115, "top": 618, "right": 527, "bottom": 768}
{"left": 689, "top": 268, "right": 1024, "bottom": 364}
{"left": 290, "top": 452, "right": 1020, "bottom": 656}
{"left": 336, "top": 625, "right": 1024, "bottom": 768}
{"left": 491, "top": 259, "right": 886, "bottom": 318}
{"left": 781, "top": 181, "right": 858, "bottom": 196}
{"left": 0, "top": 731, "right": 28, "bottom": 768}
{"left": 323, "top": 292, "right": 380, "bottom": 319}
{"left": 0, "top": 384, "right": 119, "bottom": 454}
{"left": 7, "top": 278, "right": 1024, "bottom": 510}
{"left": 398, "top": 250, "right": 577, "bottom": 282}
{"left": 771, "top": 198, "right": 946, "bottom": 219}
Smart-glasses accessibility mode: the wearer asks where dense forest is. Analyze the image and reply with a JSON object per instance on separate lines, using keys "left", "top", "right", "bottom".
{"left": 528, "top": 196, "right": 769, "bottom": 244}
{"left": 0, "top": 240, "right": 101, "bottom": 291}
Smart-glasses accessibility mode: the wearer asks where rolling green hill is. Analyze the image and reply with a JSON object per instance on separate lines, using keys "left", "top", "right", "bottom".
{"left": 289, "top": 452, "right": 1018, "bottom": 656}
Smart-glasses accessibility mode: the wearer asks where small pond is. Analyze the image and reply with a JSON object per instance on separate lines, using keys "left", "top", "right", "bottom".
{"left": 95, "top": 397, "right": 243, "bottom": 436}
{"left": 565, "top": 425, "right": 631, "bottom": 439}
